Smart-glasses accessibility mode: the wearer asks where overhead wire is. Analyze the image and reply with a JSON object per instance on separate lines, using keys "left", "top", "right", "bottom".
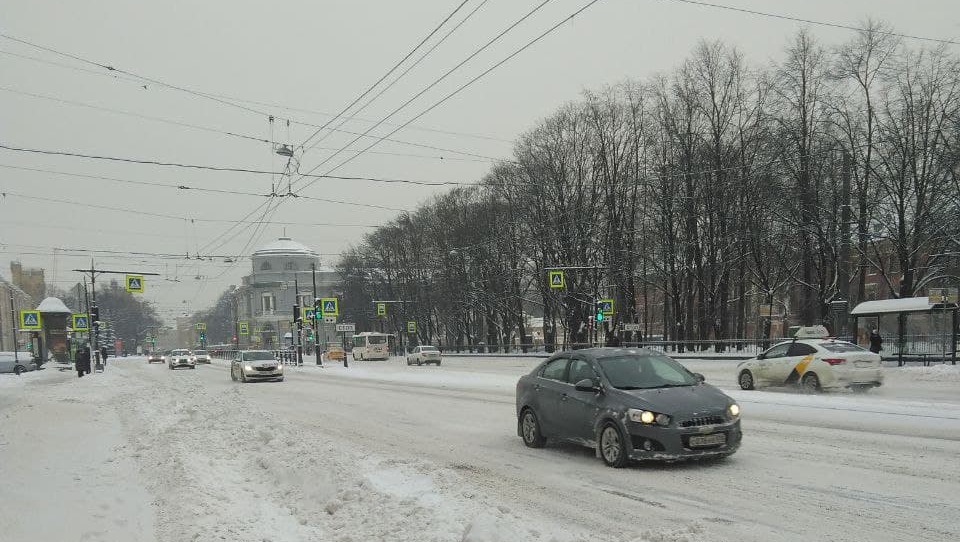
{"left": 297, "top": 0, "right": 472, "bottom": 154}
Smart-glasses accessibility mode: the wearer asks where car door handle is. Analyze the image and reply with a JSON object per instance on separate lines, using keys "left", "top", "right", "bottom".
{"left": 561, "top": 393, "right": 569, "bottom": 402}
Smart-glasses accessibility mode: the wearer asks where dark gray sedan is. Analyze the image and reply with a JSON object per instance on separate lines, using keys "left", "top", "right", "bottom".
{"left": 516, "top": 348, "right": 741, "bottom": 467}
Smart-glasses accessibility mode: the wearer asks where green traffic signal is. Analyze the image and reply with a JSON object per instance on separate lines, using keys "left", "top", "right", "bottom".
{"left": 595, "top": 310, "right": 604, "bottom": 322}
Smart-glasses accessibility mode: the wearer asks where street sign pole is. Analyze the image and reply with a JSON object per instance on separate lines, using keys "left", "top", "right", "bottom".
{"left": 312, "top": 263, "right": 321, "bottom": 366}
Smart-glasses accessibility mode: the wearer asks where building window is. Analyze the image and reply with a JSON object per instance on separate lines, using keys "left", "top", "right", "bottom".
{"left": 262, "top": 293, "right": 275, "bottom": 314}
{"left": 260, "top": 261, "right": 273, "bottom": 271}
{"left": 285, "top": 261, "right": 295, "bottom": 271}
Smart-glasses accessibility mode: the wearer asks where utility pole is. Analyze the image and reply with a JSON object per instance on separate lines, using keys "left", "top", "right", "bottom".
{"left": 9, "top": 291, "right": 19, "bottom": 362}
{"left": 838, "top": 149, "right": 853, "bottom": 339}
{"left": 73, "top": 261, "right": 159, "bottom": 366}
{"left": 294, "top": 276, "right": 303, "bottom": 366}
{"left": 312, "top": 263, "right": 321, "bottom": 366}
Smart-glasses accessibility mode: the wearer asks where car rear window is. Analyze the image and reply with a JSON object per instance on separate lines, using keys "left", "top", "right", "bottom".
{"left": 819, "top": 341, "right": 867, "bottom": 353}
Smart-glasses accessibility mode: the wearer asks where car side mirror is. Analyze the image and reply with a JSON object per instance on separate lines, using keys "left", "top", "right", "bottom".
{"left": 574, "top": 378, "right": 600, "bottom": 392}
{"left": 757, "top": 353, "right": 765, "bottom": 360}
{"left": 693, "top": 373, "right": 705, "bottom": 383}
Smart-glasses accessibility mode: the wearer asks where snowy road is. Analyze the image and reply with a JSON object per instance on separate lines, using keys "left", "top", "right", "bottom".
{"left": 2, "top": 356, "right": 959, "bottom": 542}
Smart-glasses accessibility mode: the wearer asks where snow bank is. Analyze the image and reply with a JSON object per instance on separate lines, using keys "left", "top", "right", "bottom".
{"left": 897, "top": 363, "right": 960, "bottom": 382}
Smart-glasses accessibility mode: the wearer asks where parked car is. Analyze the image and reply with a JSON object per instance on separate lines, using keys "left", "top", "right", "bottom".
{"left": 324, "top": 344, "right": 346, "bottom": 362}
{"left": 516, "top": 348, "right": 741, "bottom": 467}
{"left": 737, "top": 326, "right": 883, "bottom": 393}
{"left": 168, "top": 349, "right": 196, "bottom": 370}
{"left": 0, "top": 352, "right": 37, "bottom": 375}
{"left": 147, "top": 352, "right": 164, "bottom": 364}
{"left": 192, "top": 350, "right": 211, "bottom": 364}
{"left": 231, "top": 350, "right": 283, "bottom": 382}
{"left": 406, "top": 345, "right": 442, "bottom": 366}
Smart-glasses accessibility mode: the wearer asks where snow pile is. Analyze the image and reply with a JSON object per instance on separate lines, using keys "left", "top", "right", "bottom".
{"left": 631, "top": 524, "right": 713, "bottom": 542}
{"left": 898, "top": 363, "right": 960, "bottom": 382}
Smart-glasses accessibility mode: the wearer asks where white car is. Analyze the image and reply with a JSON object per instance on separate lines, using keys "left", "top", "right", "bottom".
{"left": 737, "top": 327, "right": 882, "bottom": 393}
{"left": 231, "top": 350, "right": 283, "bottom": 382}
{"left": 168, "top": 349, "right": 196, "bottom": 370}
{"left": 406, "top": 345, "right": 442, "bottom": 366}
{"left": 193, "top": 350, "right": 211, "bottom": 364}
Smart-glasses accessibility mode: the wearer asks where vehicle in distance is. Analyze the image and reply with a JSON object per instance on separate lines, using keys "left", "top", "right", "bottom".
{"left": 324, "top": 344, "right": 345, "bottom": 362}
{"left": 351, "top": 332, "right": 391, "bottom": 361}
{"left": 147, "top": 352, "right": 164, "bottom": 364}
{"left": 168, "top": 349, "right": 196, "bottom": 370}
{"left": 231, "top": 350, "right": 283, "bottom": 382}
{"left": 516, "top": 348, "right": 741, "bottom": 467}
{"left": 192, "top": 350, "right": 211, "bottom": 364}
{"left": 0, "top": 352, "right": 36, "bottom": 375}
{"left": 737, "top": 326, "right": 883, "bottom": 393}
{"left": 406, "top": 345, "right": 441, "bottom": 366}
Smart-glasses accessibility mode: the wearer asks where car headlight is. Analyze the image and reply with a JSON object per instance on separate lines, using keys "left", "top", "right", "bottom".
{"left": 276, "top": 364, "right": 283, "bottom": 371}
{"left": 728, "top": 404, "right": 740, "bottom": 417}
{"left": 628, "top": 409, "right": 671, "bottom": 426}
{"left": 244, "top": 365, "right": 253, "bottom": 372}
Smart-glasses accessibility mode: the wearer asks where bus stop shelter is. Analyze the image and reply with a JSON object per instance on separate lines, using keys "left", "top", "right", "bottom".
{"left": 850, "top": 296, "right": 958, "bottom": 366}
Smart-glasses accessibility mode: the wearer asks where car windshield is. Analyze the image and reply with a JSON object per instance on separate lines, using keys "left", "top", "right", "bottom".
{"left": 819, "top": 341, "right": 867, "bottom": 353}
{"left": 421, "top": 346, "right": 439, "bottom": 351}
{"left": 172, "top": 350, "right": 189, "bottom": 355}
{"left": 242, "top": 351, "right": 276, "bottom": 361}
{"left": 194, "top": 350, "right": 207, "bottom": 355}
{"left": 597, "top": 354, "right": 697, "bottom": 389}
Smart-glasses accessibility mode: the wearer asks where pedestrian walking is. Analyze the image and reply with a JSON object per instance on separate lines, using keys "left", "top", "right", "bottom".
{"left": 76, "top": 345, "right": 91, "bottom": 378}
{"left": 869, "top": 329, "right": 883, "bottom": 354}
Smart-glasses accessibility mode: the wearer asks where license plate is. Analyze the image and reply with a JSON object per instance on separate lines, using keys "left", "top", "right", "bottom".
{"left": 854, "top": 361, "right": 873, "bottom": 368}
{"left": 689, "top": 433, "right": 726, "bottom": 448}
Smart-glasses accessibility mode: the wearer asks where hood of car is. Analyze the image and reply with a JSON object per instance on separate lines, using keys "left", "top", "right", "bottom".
{"left": 614, "top": 383, "right": 732, "bottom": 415}
{"left": 243, "top": 359, "right": 279, "bottom": 367}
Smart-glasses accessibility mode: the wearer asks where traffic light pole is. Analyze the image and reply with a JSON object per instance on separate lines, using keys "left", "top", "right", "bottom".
{"left": 312, "top": 263, "right": 321, "bottom": 366}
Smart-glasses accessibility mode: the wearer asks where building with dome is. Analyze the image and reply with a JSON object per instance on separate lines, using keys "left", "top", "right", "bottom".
{"left": 233, "top": 237, "right": 340, "bottom": 349}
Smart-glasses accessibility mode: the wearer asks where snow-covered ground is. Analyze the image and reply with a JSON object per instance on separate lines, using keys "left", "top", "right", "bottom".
{"left": 2, "top": 355, "right": 959, "bottom": 541}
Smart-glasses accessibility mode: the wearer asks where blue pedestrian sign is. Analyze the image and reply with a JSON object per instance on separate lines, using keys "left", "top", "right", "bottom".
{"left": 72, "top": 313, "right": 89, "bottom": 332}
{"left": 321, "top": 297, "right": 339, "bottom": 316}
{"left": 599, "top": 298, "right": 614, "bottom": 316}
{"left": 20, "top": 310, "right": 42, "bottom": 330}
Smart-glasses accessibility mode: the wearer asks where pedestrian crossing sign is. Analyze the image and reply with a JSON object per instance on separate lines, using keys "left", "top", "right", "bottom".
{"left": 321, "top": 297, "right": 339, "bottom": 316}
{"left": 72, "top": 313, "right": 89, "bottom": 331}
{"left": 239, "top": 322, "right": 250, "bottom": 335}
{"left": 19, "top": 310, "right": 42, "bottom": 330}
{"left": 125, "top": 274, "right": 144, "bottom": 293}
{"left": 195, "top": 322, "right": 206, "bottom": 331}
{"left": 376, "top": 302, "right": 386, "bottom": 316}
{"left": 407, "top": 321, "right": 417, "bottom": 334}
{"left": 548, "top": 270, "right": 565, "bottom": 289}
{"left": 599, "top": 298, "right": 614, "bottom": 316}
{"left": 302, "top": 307, "right": 316, "bottom": 321}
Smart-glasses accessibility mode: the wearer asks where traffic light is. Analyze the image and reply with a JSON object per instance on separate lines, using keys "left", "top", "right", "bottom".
{"left": 293, "top": 303, "right": 300, "bottom": 323}
{"left": 595, "top": 303, "right": 604, "bottom": 322}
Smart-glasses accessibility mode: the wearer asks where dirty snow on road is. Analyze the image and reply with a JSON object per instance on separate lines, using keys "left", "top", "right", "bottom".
{"left": 2, "top": 356, "right": 959, "bottom": 542}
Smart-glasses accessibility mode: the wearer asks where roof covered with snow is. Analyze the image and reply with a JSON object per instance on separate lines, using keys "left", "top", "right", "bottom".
{"left": 252, "top": 237, "right": 318, "bottom": 257}
{"left": 850, "top": 297, "right": 941, "bottom": 316}
{"left": 36, "top": 297, "right": 73, "bottom": 314}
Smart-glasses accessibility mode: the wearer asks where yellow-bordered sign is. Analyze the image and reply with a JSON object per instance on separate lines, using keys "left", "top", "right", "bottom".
{"left": 599, "top": 298, "right": 614, "bottom": 316}
{"left": 19, "top": 310, "right": 42, "bottom": 330}
{"left": 407, "top": 321, "right": 417, "bottom": 333}
{"left": 238, "top": 321, "right": 250, "bottom": 335}
{"left": 195, "top": 322, "right": 206, "bottom": 331}
{"left": 548, "top": 270, "right": 565, "bottom": 289}
{"left": 72, "top": 313, "right": 89, "bottom": 331}
{"left": 302, "top": 307, "right": 316, "bottom": 321}
{"left": 376, "top": 302, "right": 386, "bottom": 316}
{"left": 125, "top": 274, "right": 145, "bottom": 293}
{"left": 321, "top": 297, "right": 339, "bottom": 316}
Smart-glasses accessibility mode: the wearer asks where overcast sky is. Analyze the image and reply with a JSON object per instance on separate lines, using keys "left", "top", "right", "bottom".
{"left": 2, "top": 0, "right": 957, "bottom": 322}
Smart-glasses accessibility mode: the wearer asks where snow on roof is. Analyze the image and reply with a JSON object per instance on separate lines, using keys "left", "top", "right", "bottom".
{"left": 850, "top": 297, "right": 936, "bottom": 316}
{"left": 252, "top": 237, "right": 318, "bottom": 257}
{"left": 36, "top": 296, "right": 73, "bottom": 314}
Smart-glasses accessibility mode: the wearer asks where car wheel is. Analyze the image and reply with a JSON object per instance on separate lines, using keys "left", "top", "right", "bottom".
{"left": 435, "top": 361, "right": 441, "bottom": 366}
{"left": 738, "top": 370, "right": 755, "bottom": 390}
{"left": 417, "top": 359, "right": 422, "bottom": 366}
{"left": 599, "top": 423, "right": 628, "bottom": 468}
{"left": 519, "top": 408, "right": 546, "bottom": 448}
{"left": 14, "top": 364, "right": 26, "bottom": 375}
{"left": 276, "top": 376, "right": 284, "bottom": 382}
{"left": 231, "top": 367, "right": 237, "bottom": 381}
{"left": 240, "top": 370, "right": 247, "bottom": 383}
{"left": 406, "top": 358, "right": 411, "bottom": 365}
{"left": 851, "top": 384, "right": 870, "bottom": 393}
{"left": 801, "top": 372, "right": 821, "bottom": 394}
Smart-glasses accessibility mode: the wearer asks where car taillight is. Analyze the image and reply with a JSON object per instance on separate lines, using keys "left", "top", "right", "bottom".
{"left": 823, "top": 358, "right": 845, "bottom": 365}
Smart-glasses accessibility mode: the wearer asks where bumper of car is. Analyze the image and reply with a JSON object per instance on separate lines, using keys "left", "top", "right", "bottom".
{"left": 242, "top": 367, "right": 283, "bottom": 379}
{"left": 625, "top": 419, "right": 741, "bottom": 461}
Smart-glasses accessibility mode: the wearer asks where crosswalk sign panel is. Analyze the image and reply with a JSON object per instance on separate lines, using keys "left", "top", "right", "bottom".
{"left": 126, "top": 274, "right": 144, "bottom": 293}
{"left": 548, "top": 270, "right": 565, "bottom": 289}
{"left": 321, "top": 298, "right": 339, "bottom": 316}
{"left": 239, "top": 322, "right": 250, "bottom": 335}
{"left": 377, "top": 303, "right": 386, "bottom": 316}
{"left": 20, "top": 310, "right": 42, "bottom": 330}
{"left": 72, "top": 314, "right": 89, "bottom": 331}
{"left": 600, "top": 299, "right": 614, "bottom": 315}
{"left": 407, "top": 321, "right": 416, "bottom": 333}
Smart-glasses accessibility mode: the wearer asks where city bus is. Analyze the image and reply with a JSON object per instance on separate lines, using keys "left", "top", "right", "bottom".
{"left": 351, "top": 332, "right": 392, "bottom": 361}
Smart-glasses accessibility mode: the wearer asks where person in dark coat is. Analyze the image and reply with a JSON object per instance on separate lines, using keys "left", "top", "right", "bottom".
{"left": 605, "top": 332, "right": 621, "bottom": 347}
{"left": 76, "top": 345, "right": 91, "bottom": 378}
{"left": 869, "top": 329, "right": 883, "bottom": 354}
{"left": 100, "top": 346, "right": 108, "bottom": 366}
